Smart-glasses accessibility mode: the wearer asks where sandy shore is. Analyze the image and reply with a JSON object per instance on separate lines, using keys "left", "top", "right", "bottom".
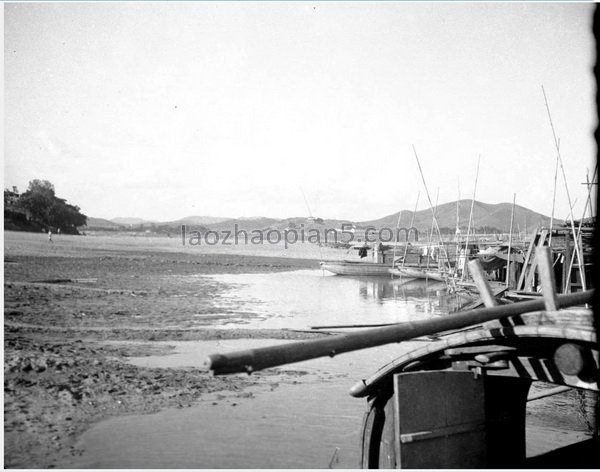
{"left": 3, "top": 231, "right": 330, "bottom": 468}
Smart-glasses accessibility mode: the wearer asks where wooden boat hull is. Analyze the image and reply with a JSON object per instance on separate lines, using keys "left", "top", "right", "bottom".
{"left": 319, "top": 260, "right": 392, "bottom": 276}
{"left": 389, "top": 266, "right": 447, "bottom": 282}
{"left": 354, "top": 306, "right": 598, "bottom": 468}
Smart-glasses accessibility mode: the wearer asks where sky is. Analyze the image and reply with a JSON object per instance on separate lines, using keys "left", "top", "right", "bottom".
{"left": 3, "top": 2, "right": 597, "bottom": 222}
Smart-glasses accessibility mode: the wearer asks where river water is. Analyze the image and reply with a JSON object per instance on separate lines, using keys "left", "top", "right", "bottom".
{"left": 58, "top": 270, "right": 593, "bottom": 468}
{"left": 204, "top": 269, "right": 463, "bottom": 329}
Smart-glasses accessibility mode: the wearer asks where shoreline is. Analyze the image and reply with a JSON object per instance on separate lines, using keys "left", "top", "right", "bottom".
{"left": 3, "top": 231, "right": 329, "bottom": 468}
{"left": 3, "top": 229, "right": 349, "bottom": 261}
{"left": 4, "top": 231, "right": 594, "bottom": 468}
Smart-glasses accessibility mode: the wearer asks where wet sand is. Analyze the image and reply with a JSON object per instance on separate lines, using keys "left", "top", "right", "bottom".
{"left": 3, "top": 231, "right": 328, "bottom": 468}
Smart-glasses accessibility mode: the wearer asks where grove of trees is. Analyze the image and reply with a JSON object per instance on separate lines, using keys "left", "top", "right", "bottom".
{"left": 5, "top": 180, "right": 87, "bottom": 234}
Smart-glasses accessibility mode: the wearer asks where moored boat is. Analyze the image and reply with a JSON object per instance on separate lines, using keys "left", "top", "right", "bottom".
{"left": 319, "top": 260, "right": 393, "bottom": 276}
{"left": 352, "top": 298, "right": 598, "bottom": 468}
{"left": 389, "top": 264, "right": 449, "bottom": 282}
{"left": 320, "top": 243, "right": 400, "bottom": 276}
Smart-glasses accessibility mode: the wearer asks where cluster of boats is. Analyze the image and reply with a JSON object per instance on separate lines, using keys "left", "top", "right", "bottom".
{"left": 319, "top": 239, "right": 516, "bottom": 285}
{"left": 208, "top": 222, "right": 597, "bottom": 467}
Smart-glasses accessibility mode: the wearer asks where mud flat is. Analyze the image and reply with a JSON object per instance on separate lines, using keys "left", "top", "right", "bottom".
{"left": 4, "top": 231, "right": 595, "bottom": 468}
{"left": 3, "top": 231, "right": 327, "bottom": 468}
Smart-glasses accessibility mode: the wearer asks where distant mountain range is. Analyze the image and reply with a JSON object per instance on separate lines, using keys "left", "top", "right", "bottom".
{"left": 108, "top": 216, "right": 231, "bottom": 226}
{"left": 359, "top": 199, "right": 552, "bottom": 233}
{"left": 85, "top": 200, "right": 554, "bottom": 234}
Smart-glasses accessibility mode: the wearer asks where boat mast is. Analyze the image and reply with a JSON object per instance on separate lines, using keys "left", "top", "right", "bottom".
{"left": 455, "top": 180, "right": 461, "bottom": 242}
{"left": 542, "top": 86, "right": 586, "bottom": 291}
{"left": 461, "top": 155, "right": 480, "bottom": 281}
{"left": 391, "top": 207, "right": 403, "bottom": 277}
{"left": 400, "top": 192, "right": 420, "bottom": 271}
{"left": 564, "top": 165, "right": 597, "bottom": 291}
{"left": 412, "top": 146, "right": 453, "bottom": 282}
{"left": 585, "top": 167, "right": 596, "bottom": 219}
{"left": 549, "top": 138, "right": 560, "bottom": 248}
{"left": 425, "top": 188, "right": 440, "bottom": 280}
{"left": 506, "top": 193, "right": 516, "bottom": 288}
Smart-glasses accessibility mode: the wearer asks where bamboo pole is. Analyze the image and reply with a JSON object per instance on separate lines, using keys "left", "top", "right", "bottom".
{"left": 562, "top": 164, "right": 596, "bottom": 290}
{"left": 412, "top": 146, "right": 453, "bottom": 279}
{"left": 585, "top": 171, "right": 593, "bottom": 219}
{"left": 400, "top": 192, "right": 420, "bottom": 271}
{"left": 506, "top": 193, "right": 516, "bottom": 288}
{"left": 425, "top": 188, "right": 440, "bottom": 280}
{"left": 428, "top": 188, "right": 440, "bottom": 246}
{"left": 467, "top": 259, "right": 498, "bottom": 308}
{"left": 542, "top": 86, "right": 586, "bottom": 291}
{"left": 206, "top": 290, "right": 594, "bottom": 374}
{"left": 456, "top": 179, "right": 461, "bottom": 241}
{"left": 549, "top": 139, "right": 560, "bottom": 248}
{"left": 462, "top": 155, "right": 480, "bottom": 281}
{"left": 391, "top": 207, "right": 403, "bottom": 277}
{"left": 563, "top": 167, "right": 596, "bottom": 292}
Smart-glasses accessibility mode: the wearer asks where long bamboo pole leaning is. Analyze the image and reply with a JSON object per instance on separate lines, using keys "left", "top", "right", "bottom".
{"left": 542, "top": 86, "right": 586, "bottom": 291}
{"left": 563, "top": 166, "right": 597, "bottom": 292}
{"left": 391, "top": 205, "right": 403, "bottom": 277}
{"left": 425, "top": 188, "right": 440, "bottom": 280}
{"left": 562, "top": 165, "right": 596, "bottom": 291}
{"left": 585, "top": 170, "right": 594, "bottom": 219}
{"left": 461, "top": 155, "right": 481, "bottom": 281}
{"left": 412, "top": 146, "right": 453, "bottom": 281}
{"left": 456, "top": 179, "right": 461, "bottom": 241}
{"left": 399, "top": 192, "right": 420, "bottom": 272}
{"left": 506, "top": 193, "right": 516, "bottom": 288}
{"left": 206, "top": 289, "right": 593, "bottom": 375}
{"left": 549, "top": 139, "right": 560, "bottom": 248}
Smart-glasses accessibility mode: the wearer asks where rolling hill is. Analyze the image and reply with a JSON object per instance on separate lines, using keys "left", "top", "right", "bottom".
{"left": 85, "top": 217, "right": 124, "bottom": 229}
{"left": 110, "top": 217, "right": 150, "bottom": 226}
{"left": 359, "top": 200, "right": 552, "bottom": 234}
{"left": 96, "top": 200, "right": 554, "bottom": 235}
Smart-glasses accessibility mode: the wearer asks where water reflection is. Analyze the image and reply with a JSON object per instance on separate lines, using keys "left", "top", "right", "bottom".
{"left": 355, "top": 277, "right": 445, "bottom": 302}
{"left": 200, "top": 270, "right": 466, "bottom": 330}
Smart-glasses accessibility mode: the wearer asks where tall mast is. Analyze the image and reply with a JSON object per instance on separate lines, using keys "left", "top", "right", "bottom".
{"left": 461, "top": 155, "right": 480, "bottom": 281}
{"left": 542, "top": 85, "right": 586, "bottom": 291}
{"left": 506, "top": 193, "right": 516, "bottom": 288}
{"left": 455, "top": 180, "right": 461, "bottom": 241}
{"left": 412, "top": 146, "right": 453, "bottom": 281}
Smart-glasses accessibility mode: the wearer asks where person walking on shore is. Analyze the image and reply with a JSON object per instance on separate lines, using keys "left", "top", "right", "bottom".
{"left": 48, "top": 230, "right": 53, "bottom": 243}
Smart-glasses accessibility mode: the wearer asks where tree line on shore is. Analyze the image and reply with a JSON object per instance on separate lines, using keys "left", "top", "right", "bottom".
{"left": 4, "top": 180, "right": 87, "bottom": 234}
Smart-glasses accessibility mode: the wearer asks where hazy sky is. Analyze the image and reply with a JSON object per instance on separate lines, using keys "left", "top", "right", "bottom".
{"left": 4, "top": 2, "right": 597, "bottom": 222}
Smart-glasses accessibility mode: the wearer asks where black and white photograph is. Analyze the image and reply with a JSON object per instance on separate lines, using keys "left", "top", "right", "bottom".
{"left": 3, "top": 2, "right": 598, "bottom": 469}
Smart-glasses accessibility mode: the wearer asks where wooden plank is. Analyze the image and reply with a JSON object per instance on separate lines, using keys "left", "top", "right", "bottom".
{"left": 467, "top": 259, "right": 499, "bottom": 308}
{"left": 522, "top": 230, "right": 549, "bottom": 292}
{"left": 562, "top": 231, "right": 572, "bottom": 293}
{"left": 517, "top": 229, "right": 540, "bottom": 290}
{"left": 393, "top": 371, "right": 487, "bottom": 468}
{"left": 536, "top": 246, "right": 558, "bottom": 311}
{"left": 527, "top": 385, "right": 571, "bottom": 402}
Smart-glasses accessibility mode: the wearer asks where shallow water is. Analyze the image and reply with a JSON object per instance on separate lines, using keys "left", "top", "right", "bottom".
{"left": 61, "top": 273, "right": 458, "bottom": 469}
{"left": 63, "top": 339, "right": 423, "bottom": 469}
{"left": 59, "top": 271, "right": 593, "bottom": 468}
{"left": 196, "top": 270, "right": 465, "bottom": 329}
